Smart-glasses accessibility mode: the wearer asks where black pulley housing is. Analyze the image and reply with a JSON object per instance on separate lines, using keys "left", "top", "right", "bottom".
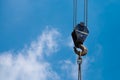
{"left": 71, "top": 22, "right": 89, "bottom": 48}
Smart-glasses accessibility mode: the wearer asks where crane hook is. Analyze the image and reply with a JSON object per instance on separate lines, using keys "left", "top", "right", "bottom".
{"left": 74, "top": 44, "right": 88, "bottom": 56}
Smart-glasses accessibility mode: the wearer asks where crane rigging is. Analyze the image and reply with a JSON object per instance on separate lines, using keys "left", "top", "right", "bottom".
{"left": 71, "top": 0, "right": 89, "bottom": 80}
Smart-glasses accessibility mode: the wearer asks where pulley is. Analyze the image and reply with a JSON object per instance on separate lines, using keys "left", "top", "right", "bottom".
{"left": 72, "top": 22, "right": 89, "bottom": 48}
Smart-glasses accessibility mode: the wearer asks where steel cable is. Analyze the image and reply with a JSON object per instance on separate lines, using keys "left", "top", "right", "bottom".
{"left": 73, "top": 0, "right": 77, "bottom": 28}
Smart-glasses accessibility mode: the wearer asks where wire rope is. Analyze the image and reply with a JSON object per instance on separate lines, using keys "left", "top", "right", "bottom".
{"left": 73, "top": 0, "right": 77, "bottom": 29}
{"left": 77, "top": 56, "right": 82, "bottom": 80}
{"left": 84, "top": 0, "right": 88, "bottom": 26}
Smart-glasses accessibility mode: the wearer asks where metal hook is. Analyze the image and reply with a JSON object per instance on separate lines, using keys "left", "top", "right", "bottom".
{"left": 74, "top": 44, "right": 88, "bottom": 56}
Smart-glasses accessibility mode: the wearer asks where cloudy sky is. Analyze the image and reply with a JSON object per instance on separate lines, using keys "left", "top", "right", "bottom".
{"left": 0, "top": 0, "right": 120, "bottom": 80}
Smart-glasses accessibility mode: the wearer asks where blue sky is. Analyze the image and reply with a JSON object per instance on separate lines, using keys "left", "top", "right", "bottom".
{"left": 0, "top": 0, "right": 120, "bottom": 80}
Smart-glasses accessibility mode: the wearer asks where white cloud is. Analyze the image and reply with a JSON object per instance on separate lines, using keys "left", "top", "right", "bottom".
{"left": 0, "top": 26, "right": 103, "bottom": 80}
{"left": 0, "top": 27, "right": 60, "bottom": 80}
{"left": 60, "top": 60, "right": 77, "bottom": 80}
{"left": 66, "top": 36, "right": 74, "bottom": 49}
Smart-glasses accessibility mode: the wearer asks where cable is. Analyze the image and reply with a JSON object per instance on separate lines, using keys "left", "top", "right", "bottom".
{"left": 73, "top": 0, "right": 88, "bottom": 28}
{"left": 77, "top": 56, "right": 82, "bottom": 80}
{"left": 84, "top": 0, "right": 88, "bottom": 27}
{"left": 73, "top": 0, "right": 74, "bottom": 28}
{"left": 84, "top": 0, "right": 86, "bottom": 25}
{"left": 75, "top": 0, "right": 77, "bottom": 27}
{"left": 73, "top": 0, "right": 77, "bottom": 29}
{"left": 86, "top": 0, "right": 88, "bottom": 27}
